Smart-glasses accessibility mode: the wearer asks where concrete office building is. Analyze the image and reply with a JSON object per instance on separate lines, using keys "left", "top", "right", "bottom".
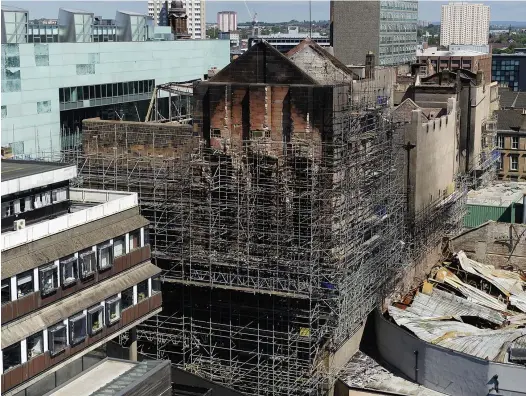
{"left": 249, "top": 26, "right": 330, "bottom": 53}
{"left": 1, "top": 160, "right": 163, "bottom": 396}
{"left": 0, "top": 6, "right": 229, "bottom": 159}
{"left": 440, "top": 2, "right": 490, "bottom": 46}
{"left": 217, "top": 11, "right": 237, "bottom": 32}
{"left": 330, "top": 0, "right": 418, "bottom": 66}
{"left": 148, "top": 0, "right": 205, "bottom": 39}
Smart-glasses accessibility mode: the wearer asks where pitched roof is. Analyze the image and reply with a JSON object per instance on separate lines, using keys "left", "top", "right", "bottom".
{"left": 500, "top": 90, "right": 526, "bottom": 109}
{"left": 495, "top": 109, "right": 526, "bottom": 132}
{"left": 286, "top": 38, "right": 360, "bottom": 81}
{"left": 210, "top": 41, "right": 317, "bottom": 85}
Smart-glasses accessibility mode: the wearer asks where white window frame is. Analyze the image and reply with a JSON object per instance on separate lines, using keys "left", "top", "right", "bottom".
{"left": 60, "top": 256, "right": 78, "bottom": 286}
{"left": 113, "top": 236, "right": 126, "bottom": 258}
{"left": 106, "top": 296, "right": 121, "bottom": 324}
{"left": 88, "top": 306, "right": 104, "bottom": 335}
{"left": 52, "top": 187, "right": 68, "bottom": 203}
{"left": 98, "top": 243, "right": 113, "bottom": 271}
{"left": 79, "top": 250, "right": 97, "bottom": 279}
{"left": 16, "top": 271, "right": 34, "bottom": 298}
{"left": 69, "top": 313, "right": 87, "bottom": 345}
{"left": 511, "top": 136, "right": 519, "bottom": 150}
{"left": 48, "top": 324, "right": 67, "bottom": 356}
{"left": 39, "top": 264, "right": 58, "bottom": 296}
{"left": 510, "top": 155, "right": 519, "bottom": 171}
{"left": 497, "top": 135, "right": 504, "bottom": 149}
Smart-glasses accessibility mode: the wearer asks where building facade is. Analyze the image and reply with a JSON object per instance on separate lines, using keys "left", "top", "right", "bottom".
{"left": 217, "top": 11, "right": 237, "bottom": 33}
{"left": 148, "top": 0, "right": 205, "bottom": 39}
{"left": 496, "top": 109, "right": 526, "bottom": 181}
{"left": 492, "top": 54, "right": 526, "bottom": 92}
{"left": 0, "top": 6, "right": 229, "bottom": 159}
{"left": 330, "top": 0, "right": 418, "bottom": 66}
{"left": 248, "top": 26, "right": 330, "bottom": 53}
{"left": 416, "top": 47, "right": 492, "bottom": 83}
{"left": 440, "top": 2, "right": 490, "bottom": 46}
{"left": 1, "top": 160, "right": 162, "bottom": 396}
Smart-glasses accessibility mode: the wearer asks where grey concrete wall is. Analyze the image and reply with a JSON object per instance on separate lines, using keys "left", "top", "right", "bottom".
{"left": 451, "top": 221, "right": 526, "bottom": 269}
{"left": 331, "top": 1, "right": 380, "bottom": 66}
{"left": 375, "top": 310, "right": 526, "bottom": 396}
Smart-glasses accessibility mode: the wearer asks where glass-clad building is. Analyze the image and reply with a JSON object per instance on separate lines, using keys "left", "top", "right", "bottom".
{"left": 492, "top": 54, "right": 526, "bottom": 92}
{"left": 1, "top": 6, "right": 230, "bottom": 159}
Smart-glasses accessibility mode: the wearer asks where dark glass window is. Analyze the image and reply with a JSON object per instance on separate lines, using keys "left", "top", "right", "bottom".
{"left": 118, "top": 83, "right": 123, "bottom": 96}
{"left": 17, "top": 270, "right": 34, "bottom": 298}
{"left": 78, "top": 86, "right": 84, "bottom": 101}
{"left": 113, "top": 83, "right": 118, "bottom": 96}
{"left": 90, "top": 85, "right": 95, "bottom": 99}
{"left": 152, "top": 276, "right": 161, "bottom": 294}
{"left": 59, "top": 88, "right": 65, "bottom": 103}
{"left": 122, "top": 287, "right": 134, "bottom": 309}
{"left": 95, "top": 85, "right": 101, "bottom": 99}
{"left": 64, "top": 87, "right": 71, "bottom": 102}
{"left": 123, "top": 82, "right": 128, "bottom": 95}
{"left": 83, "top": 86, "right": 90, "bottom": 100}
{"left": 3, "top": 343, "right": 21, "bottom": 372}
{"left": 137, "top": 280, "right": 148, "bottom": 301}
{"left": 2, "top": 279, "right": 11, "bottom": 304}
{"left": 27, "top": 332, "right": 44, "bottom": 360}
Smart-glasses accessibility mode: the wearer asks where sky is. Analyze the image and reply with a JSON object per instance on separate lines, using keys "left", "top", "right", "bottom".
{"left": 4, "top": 1, "right": 526, "bottom": 23}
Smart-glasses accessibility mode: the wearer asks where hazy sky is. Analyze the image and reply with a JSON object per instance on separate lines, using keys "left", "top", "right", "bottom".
{"left": 5, "top": 1, "right": 526, "bottom": 23}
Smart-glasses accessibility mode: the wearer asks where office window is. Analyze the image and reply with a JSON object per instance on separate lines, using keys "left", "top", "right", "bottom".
{"left": 52, "top": 187, "right": 67, "bottom": 202}
{"left": 3, "top": 343, "right": 21, "bottom": 372}
{"left": 121, "top": 287, "right": 134, "bottom": 309}
{"left": 130, "top": 229, "right": 141, "bottom": 250}
{"left": 60, "top": 256, "right": 78, "bottom": 286}
{"left": 497, "top": 135, "right": 504, "bottom": 149}
{"left": 113, "top": 83, "right": 118, "bottom": 97}
{"left": 113, "top": 236, "right": 125, "bottom": 258}
{"left": 39, "top": 264, "right": 58, "bottom": 295}
{"left": 27, "top": 332, "right": 44, "bottom": 360}
{"left": 152, "top": 276, "right": 161, "bottom": 294}
{"left": 98, "top": 242, "right": 113, "bottom": 270}
{"left": 88, "top": 305, "right": 104, "bottom": 334}
{"left": 80, "top": 250, "right": 96, "bottom": 278}
{"left": 17, "top": 270, "right": 34, "bottom": 298}
{"left": 77, "top": 86, "right": 84, "bottom": 101}
{"left": 137, "top": 280, "right": 148, "bottom": 301}
{"left": 510, "top": 155, "right": 519, "bottom": 171}
{"left": 512, "top": 136, "right": 519, "bottom": 149}
{"left": 83, "top": 86, "right": 90, "bottom": 100}
{"left": 69, "top": 313, "right": 87, "bottom": 345}
{"left": 2, "top": 279, "right": 11, "bottom": 304}
{"left": 95, "top": 84, "right": 101, "bottom": 99}
{"left": 49, "top": 324, "right": 67, "bottom": 355}
{"left": 106, "top": 296, "right": 121, "bottom": 324}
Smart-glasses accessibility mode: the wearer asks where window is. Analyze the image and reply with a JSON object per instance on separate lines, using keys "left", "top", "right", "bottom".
{"left": 27, "top": 332, "right": 44, "bottom": 360}
{"left": 52, "top": 187, "right": 68, "bottom": 203}
{"left": 98, "top": 243, "right": 113, "bottom": 270}
{"left": 510, "top": 155, "right": 519, "bottom": 171}
{"left": 121, "top": 287, "right": 134, "bottom": 309}
{"left": 39, "top": 264, "right": 58, "bottom": 295}
{"left": 137, "top": 280, "right": 148, "bottom": 302}
{"left": 512, "top": 136, "right": 519, "bottom": 149}
{"left": 48, "top": 324, "right": 67, "bottom": 355}
{"left": 2, "top": 279, "right": 11, "bottom": 304}
{"left": 497, "top": 135, "right": 504, "bottom": 149}
{"left": 61, "top": 256, "right": 78, "bottom": 286}
{"left": 79, "top": 250, "right": 96, "bottom": 279}
{"left": 129, "top": 229, "right": 141, "bottom": 251}
{"left": 113, "top": 236, "right": 125, "bottom": 258}
{"left": 144, "top": 227, "right": 150, "bottom": 246}
{"left": 69, "top": 313, "right": 87, "bottom": 345}
{"left": 152, "top": 276, "right": 161, "bottom": 294}
{"left": 499, "top": 153, "right": 504, "bottom": 170}
{"left": 88, "top": 305, "right": 104, "bottom": 334}
{"left": 3, "top": 343, "right": 21, "bottom": 372}
{"left": 106, "top": 296, "right": 121, "bottom": 324}
{"left": 17, "top": 270, "right": 34, "bottom": 298}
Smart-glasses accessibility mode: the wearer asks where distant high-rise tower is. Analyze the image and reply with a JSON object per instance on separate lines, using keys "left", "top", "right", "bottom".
{"left": 148, "top": 0, "right": 205, "bottom": 39}
{"left": 217, "top": 11, "right": 237, "bottom": 32}
{"left": 440, "top": 2, "right": 490, "bottom": 46}
{"left": 169, "top": 0, "right": 190, "bottom": 39}
{"left": 330, "top": 0, "right": 418, "bottom": 66}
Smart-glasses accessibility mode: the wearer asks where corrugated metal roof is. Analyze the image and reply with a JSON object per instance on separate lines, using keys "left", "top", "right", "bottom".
{"left": 388, "top": 306, "right": 526, "bottom": 362}
{"left": 1, "top": 210, "right": 148, "bottom": 280}
{"left": 1, "top": 262, "right": 161, "bottom": 348}
{"left": 407, "top": 288, "right": 506, "bottom": 325}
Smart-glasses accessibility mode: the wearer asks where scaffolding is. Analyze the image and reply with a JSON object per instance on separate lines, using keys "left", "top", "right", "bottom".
{"left": 49, "top": 82, "right": 408, "bottom": 395}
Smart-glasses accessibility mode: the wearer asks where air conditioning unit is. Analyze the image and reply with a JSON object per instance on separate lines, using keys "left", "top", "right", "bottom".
{"left": 13, "top": 219, "right": 26, "bottom": 231}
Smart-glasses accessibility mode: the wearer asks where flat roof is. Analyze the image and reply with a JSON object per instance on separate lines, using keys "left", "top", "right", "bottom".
{"left": 50, "top": 360, "right": 136, "bottom": 396}
{"left": 467, "top": 182, "right": 526, "bottom": 207}
{"left": 1, "top": 160, "right": 72, "bottom": 182}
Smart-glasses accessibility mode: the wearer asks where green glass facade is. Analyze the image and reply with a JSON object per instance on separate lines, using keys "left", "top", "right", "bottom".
{"left": 379, "top": 0, "right": 418, "bottom": 65}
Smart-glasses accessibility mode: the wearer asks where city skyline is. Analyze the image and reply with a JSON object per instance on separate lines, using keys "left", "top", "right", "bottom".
{"left": 5, "top": 1, "right": 526, "bottom": 23}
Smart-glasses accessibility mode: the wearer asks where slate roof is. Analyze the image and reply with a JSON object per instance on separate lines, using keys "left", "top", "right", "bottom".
{"left": 500, "top": 90, "right": 526, "bottom": 109}
{"left": 495, "top": 109, "right": 526, "bottom": 132}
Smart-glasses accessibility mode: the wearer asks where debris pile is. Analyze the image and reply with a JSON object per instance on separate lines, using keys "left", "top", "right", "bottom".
{"left": 388, "top": 251, "right": 526, "bottom": 363}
